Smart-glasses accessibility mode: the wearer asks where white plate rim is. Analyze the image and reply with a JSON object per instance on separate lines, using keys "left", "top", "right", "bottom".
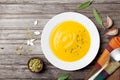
{"left": 41, "top": 12, "right": 100, "bottom": 71}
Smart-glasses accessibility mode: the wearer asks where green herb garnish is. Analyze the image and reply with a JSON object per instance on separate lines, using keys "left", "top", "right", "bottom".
{"left": 78, "top": 0, "right": 93, "bottom": 10}
{"left": 70, "top": 49, "right": 73, "bottom": 53}
{"left": 93, "top": 8, "right": 105, "bottom": 29}
{"left": 58, "top": 74, "right": 70, "bottom": 80}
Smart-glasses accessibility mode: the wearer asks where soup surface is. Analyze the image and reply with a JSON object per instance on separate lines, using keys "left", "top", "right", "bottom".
{"left": 50, "top": 21, "right": 91, "bottom": 62}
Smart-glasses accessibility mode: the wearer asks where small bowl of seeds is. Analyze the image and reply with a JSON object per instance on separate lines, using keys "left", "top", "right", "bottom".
{"left": 28, "top": 57, "right": 43, "bottom": 73}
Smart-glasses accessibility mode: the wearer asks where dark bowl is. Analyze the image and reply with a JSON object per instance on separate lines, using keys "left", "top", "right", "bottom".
{"left": 27, "top": 57, "right": 43, "bottom": 73}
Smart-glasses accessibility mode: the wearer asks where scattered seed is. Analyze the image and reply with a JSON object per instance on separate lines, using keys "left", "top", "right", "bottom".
{"left": 34, "top": 20, "right": 38, "bottom": 26}
{"left": 28, "top": 49, "right": 33, "bottom": 53}
{"left": 19, "top": 45, "right": 23, "bottom": 50}
{"left": 34, "top": 31, "right": 40, "bottom": 35}
{"left": 16, "top": 45, "right": 23, "bottom": 51}
{"left": 16, "top": 52, "right": 22, "bottom": 55}
{"left": 27, "top": 39, "right": 36, "bottom": 46}
{"left": 26, "top": 27, "right": 30, "bottom": 31}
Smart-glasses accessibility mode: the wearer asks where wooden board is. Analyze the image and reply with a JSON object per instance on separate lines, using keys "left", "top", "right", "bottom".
{"left": 0, "top": 0, "right": 119, "bottom": 80}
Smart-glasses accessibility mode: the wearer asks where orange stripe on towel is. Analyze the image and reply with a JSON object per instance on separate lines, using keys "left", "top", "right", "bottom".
{"left": 97, "top": 36, "right": 120, "bottom": 67}
{"left": 109, "top": 36, "right": 120, "bottom": 49}
{"left": 97, "top": 49, "right": 110, "bottom": 67}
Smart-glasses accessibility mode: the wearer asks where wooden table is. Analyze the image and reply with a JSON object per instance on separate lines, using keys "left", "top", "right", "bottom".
{"left": 0, "top": 0, "right": 119, "bottom": 80}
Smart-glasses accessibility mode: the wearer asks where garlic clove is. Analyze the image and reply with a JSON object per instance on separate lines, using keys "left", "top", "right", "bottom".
{"left": 104, "top": 16, "right": 113, "bottom": 28}
{"left": 105, "top": 27, "right": 119, "bottom": 36}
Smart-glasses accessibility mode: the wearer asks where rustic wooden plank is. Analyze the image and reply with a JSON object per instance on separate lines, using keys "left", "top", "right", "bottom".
{"left": 0, "top": 40, "right": 40, "bottom": 44}
{"left": 0, "top": 33, "right": 114, "bottom": 42}
{"left": 0, "top": 15, "right": 119, "bottom": 29}
{"left": 0, "top": 18, "right": 119, "bottom": 42}
{"left": 0, "top": 4, "right": 119, "bottom": 14}
{"left": 0, "top": 12, "right": 119, "bottom": 21}
{"left": 0, "top": 38, "right": 108, "bottom": 44}
{"left": 0, "top": 44, "right": 111, "bottom": 79}
{"left": 0, "top": 33, "right": 41, "bottom": 40}
{"left": 0, "top": 11, "right": 119, "bottom": 19}
{"left": 0, "top": 42, "right": 109, "bottom": 55}
{"left": 0, "top": 0, "right": 119, "bottom": 79}
{"left": 0, "top": 14, "right": 54, "bottom": 19}
{"left": 0, "top": 64, "right": 91, "bottom": 79}
{"left": 0, "top": 19, "right": 48, "bottom": 29}
{"left": 0, "top": 78, "right": 47, "bottom": 80}
{"left": 0, "top": 0, "right": 119, "bottom": 4}
{"left": 0, "top": 44, "right": 43, "bottom": 55}
{"left": 0, "top": 32, "right": 117, "bottom": 41}
{"left": 0, "top": 78, "right": 37, "bottom": 80}
{"left": 0, "top": 54, "right": 94, "bottom": 68}
{"left": 0, "top": 54, "right": 96, "bottom": 68}
{"left": 0, "top": 32, "right": 113, "bottom": 41}
{"left": 0, "top": 26, "right": 116, "bottom": 41}
{"left": 0, "top": 54, "right": 47, "bottom": 65}
{"left": 0, "top": 30, "right": 42, "bottom": 34}
{"left": 0, "top": 29, "right": 108, "bottom": 40}
{"left": 0, "top": 53, "right": 92, "bottom": 79}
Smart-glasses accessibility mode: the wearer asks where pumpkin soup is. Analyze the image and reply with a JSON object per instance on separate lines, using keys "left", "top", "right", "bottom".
{"left": 50, "top": 21, "right": 91, "bottom": 62}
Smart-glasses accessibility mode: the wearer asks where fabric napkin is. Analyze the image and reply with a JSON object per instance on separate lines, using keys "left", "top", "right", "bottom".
{"left": 85, "top": 36, "right": 120, "bottom": 80}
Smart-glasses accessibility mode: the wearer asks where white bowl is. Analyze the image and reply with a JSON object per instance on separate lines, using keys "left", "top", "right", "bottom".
{"left": 41, "top": 12, "right": 100, "bottom": 71}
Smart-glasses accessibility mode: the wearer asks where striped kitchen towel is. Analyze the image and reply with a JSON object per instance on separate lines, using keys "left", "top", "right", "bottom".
{"left": 85, "top": 36, "right": 120, "bottom": 80}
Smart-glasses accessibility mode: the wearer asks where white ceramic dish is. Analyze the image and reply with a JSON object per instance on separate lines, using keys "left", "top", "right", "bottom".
{"left": 41, "top": 12, "right": 100, "bottom": 71}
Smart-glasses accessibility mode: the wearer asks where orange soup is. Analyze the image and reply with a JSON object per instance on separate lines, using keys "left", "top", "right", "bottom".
{"left": 50, "top": 21, "right": 91, "bottom": 62}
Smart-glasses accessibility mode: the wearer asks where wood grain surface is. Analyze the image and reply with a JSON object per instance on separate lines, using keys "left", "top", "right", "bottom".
{"left": 0, "top": 0, "right": 119, "bottom": 80}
